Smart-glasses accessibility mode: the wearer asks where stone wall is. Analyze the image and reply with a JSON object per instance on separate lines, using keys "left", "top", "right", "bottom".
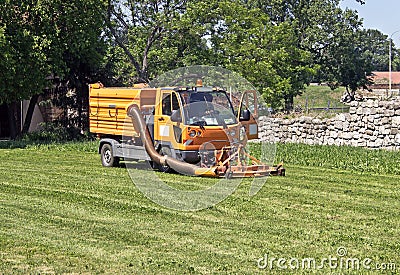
{"left": 259, "top": 100, "right": 400, "bottom": 150}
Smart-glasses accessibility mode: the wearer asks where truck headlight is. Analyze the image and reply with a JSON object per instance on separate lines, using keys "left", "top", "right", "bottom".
{"left": 189, "top": 130, "right": 196, "bottom": 137}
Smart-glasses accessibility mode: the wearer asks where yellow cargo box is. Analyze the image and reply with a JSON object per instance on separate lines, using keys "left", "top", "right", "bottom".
{"left": 89, "top": 83, "right": 156, "bottom": 137}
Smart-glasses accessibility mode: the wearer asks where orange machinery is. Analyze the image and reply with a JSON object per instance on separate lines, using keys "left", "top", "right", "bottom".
{"left": 89, "top": 82, "right": 284, "bottom": 177}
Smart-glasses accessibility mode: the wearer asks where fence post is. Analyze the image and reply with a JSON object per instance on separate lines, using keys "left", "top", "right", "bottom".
{"left": 306, "top": 96, "right": 309, "bottom": 114}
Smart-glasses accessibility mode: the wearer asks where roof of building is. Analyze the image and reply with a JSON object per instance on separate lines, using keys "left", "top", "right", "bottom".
{"left": 370, "top": 71, "right": 400, "bottom": 85}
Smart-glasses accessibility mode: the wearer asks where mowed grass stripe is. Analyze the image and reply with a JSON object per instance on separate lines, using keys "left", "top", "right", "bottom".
{"left": 0, "top": 143, "right": 399, "bottom": 273}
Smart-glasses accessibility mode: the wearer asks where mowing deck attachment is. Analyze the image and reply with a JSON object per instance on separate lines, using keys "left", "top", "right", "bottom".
{"left": 199, "top": 143, "right": 285, "bottom": 178}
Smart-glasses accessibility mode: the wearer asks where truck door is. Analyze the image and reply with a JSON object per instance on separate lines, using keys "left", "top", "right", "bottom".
{"left": 155, "top": 91, "right": 182, "bottom": 145}
{"left": 237, "top": 90, "right": 258, "bottom": 140}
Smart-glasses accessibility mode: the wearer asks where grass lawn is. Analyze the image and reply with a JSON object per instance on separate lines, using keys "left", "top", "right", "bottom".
{"left": 0, "top": 142, "right": 399, "bottom": 274}
{"left": 295, "top": 85, "right": 348, "bottom": 114}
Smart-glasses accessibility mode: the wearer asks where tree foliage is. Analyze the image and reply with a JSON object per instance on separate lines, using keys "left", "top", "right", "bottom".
{"left": 241, "top": 0, "right": 384, "bottom": 104}
{"left": 46, "top": 0, "right": 108, "bottom": 130}
{"left": 0, "top": 0, "right": 397, "bottom": 136}
{"left": 105, "top": 0, "right": 318, "bottom": 110}
{"left": 0, "top": 0, "right": 107, "bottom": 138}
{"left": 103, "top": 0, "right": 395, "bottom": 109}
{"left": 0, "top": 1, "right": 52, "bottom": 104}
{"left": 106, "top": 0, "right": 209, "bottom": 83}
{"left": 359, "top": 29, "right": 400, "bottom": 72}
{"left": 188, "top": 0, "right": 315, "bottom": 110}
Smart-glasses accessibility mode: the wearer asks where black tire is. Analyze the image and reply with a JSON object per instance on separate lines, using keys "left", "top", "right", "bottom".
{"left": 100, "top": 143, "right": 120, "bottom": 167}
{"left": 152, "top": 146, "right": 172, "bottom": 173}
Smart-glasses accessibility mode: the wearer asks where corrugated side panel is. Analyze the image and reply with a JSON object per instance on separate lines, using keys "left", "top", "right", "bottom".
{"left": 89, "top": 87, "right": 141, "bottom": 136}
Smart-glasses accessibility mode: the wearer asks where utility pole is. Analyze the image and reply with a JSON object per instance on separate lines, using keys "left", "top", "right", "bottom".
{"left": 389, "top": 30, "right": 400, "bottom": 96}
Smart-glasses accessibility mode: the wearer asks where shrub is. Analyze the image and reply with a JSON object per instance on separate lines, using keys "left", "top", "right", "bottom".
{"left": 21, "top": 122, "right": 92, "bottom": 143}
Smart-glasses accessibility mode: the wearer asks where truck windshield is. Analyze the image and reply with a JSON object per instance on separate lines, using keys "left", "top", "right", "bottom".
{"left": 178, "top": 90, "right": 237, "bottom": 126}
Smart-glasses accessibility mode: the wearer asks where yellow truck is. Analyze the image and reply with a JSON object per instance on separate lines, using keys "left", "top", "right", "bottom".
{"left": 89, "top": 81, "right": 284, "bottom": 178}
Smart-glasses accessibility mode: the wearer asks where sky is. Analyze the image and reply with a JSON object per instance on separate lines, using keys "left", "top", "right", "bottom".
{"left": 340, "top": 0, "right": 400, "bottom": 43}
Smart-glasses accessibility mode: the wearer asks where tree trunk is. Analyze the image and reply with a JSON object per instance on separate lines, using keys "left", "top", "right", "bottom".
{"left": 21, "top": 94, "right": 40, "bottom": 136}
{"left": 284, "top": 94, "right": 294, "bottom": 113}
{"left": 76, "top": 84, "right": 83, "bottom": 130}
{"left": 81, "top": 81, "right": 90, "bottom": 132}
{"left": 7, "top": 102, "right": 18, "bottom": 140}
{"left": 342, "top": 86, "right": 355, "bottom": 103}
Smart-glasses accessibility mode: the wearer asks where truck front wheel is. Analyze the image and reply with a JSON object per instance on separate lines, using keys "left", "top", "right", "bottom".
{"left": 101, "top": 143, "right": 120, "bottom": 167}
{"left": 152, "top": 146, "right": 172, "bottom": 173}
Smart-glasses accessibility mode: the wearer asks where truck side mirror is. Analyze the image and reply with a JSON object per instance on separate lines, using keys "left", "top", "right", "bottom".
{"left": 240, "top": 109, "right": 251, "bottom": 121}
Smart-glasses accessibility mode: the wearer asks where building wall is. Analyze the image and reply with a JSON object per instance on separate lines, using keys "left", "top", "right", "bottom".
{"left": 259, "top": 99, "right": 400, "bottom": 150}
{"left": 0, "top": 100, "right": 44, "bottom": 138}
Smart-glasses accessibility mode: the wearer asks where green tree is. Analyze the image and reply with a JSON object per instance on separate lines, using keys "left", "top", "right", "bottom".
{"left": 105, "top": 0, "right": 372, "bottom": 110}
{"left": 314, "top": 9, "right": 375, "bottom": 99}
{"left": 105, "top": 0, "right": 318, "bottom": 110}
{"left": 355, "top": 29, "right": 400, "bottom": 72}
{"left": 0, "top": 0, "right": 107, "bottom": 138}
{"left": 106, "top": 0, "right": 208, "bottom": 83}
{"left": 192, "top": 0, "right": 315, "bottom": 110}
{"left": 47, "top": 0, "right": 108, "bottom": 131}
{"left": 0, "top": 0, "right": 53, "bottom": 138}
{"left": 360, "top": 29, "right": 390, "bottom": 71}
{"left": 245, "top": 0, "right": 376, "bottom": 103}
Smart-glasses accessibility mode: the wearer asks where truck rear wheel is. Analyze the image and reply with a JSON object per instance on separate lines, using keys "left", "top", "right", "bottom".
{"left": 101, "top": 143, "right": 120, "bottom": 167}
